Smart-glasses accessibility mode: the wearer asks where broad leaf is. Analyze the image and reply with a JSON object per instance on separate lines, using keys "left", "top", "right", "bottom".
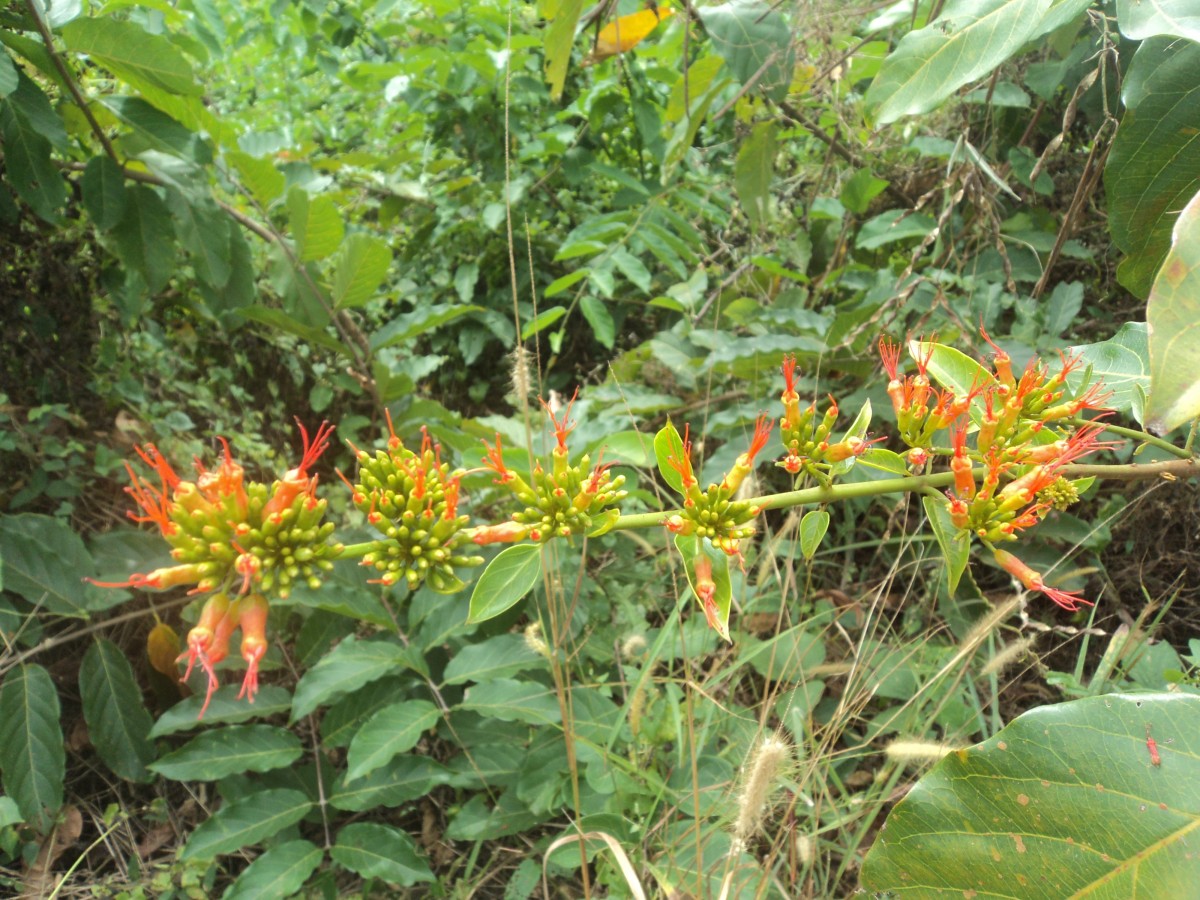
{"left": 910, "top": 339, "right": 995, "bottom": 398}
{"left": 1106, "top": 37, "right": 1200, "bottom": 298}
{"left": 865, "top": 0, "right": 1051, "bottom": 125}
{"left": 181, "top": 788, "right": 312, "bottom": 860}
{"left": 327, "top": 755, "right": 453, "bottom": 812}
{"left": 654, "top": 419, "right": 687, "bottom": 495}
{"left": 223, "top": 839, "right": 323, "bottom": 900}
{"left": 1066, "top": 322, "right": 1150, "bottom": 424}
{"left": 345, "top": 700, "right": 439, "bottom": 782}
{"left": 149, "top": 725, "right": 303, "bottom": 781}
{"left": 675, "top": 535, "right": 733, "bottom": 643}
{"left": 226, "top": 150, "right": 285, "bottom": 206}
{"left": 150, "top": 685, "right": 292, "bottom": 738}
{"left": 923, "top": 496, "right": 969, "bottom": 594}
{"left": 0, "top": 49, "right": 16, "bottom": 97}
{"left": 544, "top": 0, "right": 585, "bottom": 100}
{"left": 457, "top": 679, "right": 562, "bottom": 725}
{"left": 1116, "top": 0, "right": 1200, "bottom": 42}
{"left": 287, "top": 187, "right": 344, "bottom": 262}
{"left": 110, "top": 185, "right": 178, "bottom": 294}
{"left": 332, "top": 233, "right": 392, "bottom": 308}
{"left": 862, "top": 693, "right": 1200, "bottom": 895}
{"left": 441, "top": 634, "right": 543, "bottom": 686}
{"left": 0, "top": 106, "right": 66, "bottom": 224}
{"left": 0, "top": 514, "right": 113, "bottom": 616}
{"left": 467, "top": 544, "right": 542, "bottom": 624}
{"left": 62, "top": 17, "right": 201, "bottom": 96}
{"left": 81, "top": 155, "right": 127, "bottom": 230}
{"left": 735, "top": 121, "right": 776, "bottom": 229}
{"left": 290, "top": 636, "right": 417, "bottom": 721}
{"left": 1145, "top": 189, "right": 1200, "bottom": 434}
{"left": 0, "top": 665, "right": 64, "bottom": 833}
{"left": 370, "top": 303, "right": 483, "bottom": 351}
{"left": 166, "top": 192, "right": 232, "bottom": 289}
{"left": 798, "top": 509, "right": 830, "bottom": 561}
{"left": 79, "top": 639, "right": 155, "bottom": 782}
{"left": 331, "top": 822, "right": 434, "bottom": 886}
{"left": 699, "top": 1, "right": 795, "bottom": 102}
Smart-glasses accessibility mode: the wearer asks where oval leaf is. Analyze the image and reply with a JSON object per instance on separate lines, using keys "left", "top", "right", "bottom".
{"left": 291, "top": 636, "right": 416, "bottom": 721}
{"left": 798, "top": 509, "right": 830, "bottom": 561}
{"left": 654, "top": 420, "right": 686, "bottom": 495}
{"left": 331, "top": 822, "right": 434, "bottom": 886}
{"left": 467, "top": 544, "right": 542, "bottom": 624}
{"left": 80, "top": 638, "right": 156, "bottom": 782}
{"left": 149, "top": 725, "right": 303, "bottom": 781}
{"left": 0, "top": 664, "right": 64, "bottom": 832}
{"left": 181, "top": 788, "right": 312, "bottom": 860}
{"left": 345, "top": 700, "right": 439, "bottom": 783}
{"left": 922, "top": 495, "right": 969, "bottom": 594}
{"left": 223, "top": 839, "right": 323, "bottom": 900}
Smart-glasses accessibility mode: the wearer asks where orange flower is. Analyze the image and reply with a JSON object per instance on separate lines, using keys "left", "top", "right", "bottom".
{"left": 992, "top": 548, "right": 1090, "bottom": 611}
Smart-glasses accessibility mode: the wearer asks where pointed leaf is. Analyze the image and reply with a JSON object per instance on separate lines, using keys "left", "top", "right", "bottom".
{"left": 580, "top": 296, "right": 615, "bottom": 348}
{"left": 287, "top": 187, "right": 344, "bottom": 262}
{"left": 222, "top": 839, "right": 323, "bottom": 900}
{"left": 441, "top": 634, "right": 543, "bottom": 686}
{"left": 699, "top": 1, "right": 796, "bottom": 102}
{"left": 80, "top": 155, "right": 127, "bottom": 230}
{"left": 328, "top": 755, "right": 452, "bottom": 812}
{"left": 150, "top": 685, "right": 292, "bottom": 738}
{"left": 331, "top": 822, "right": 434, "bottom": 886}
{"left": 467, "top": 544, "right": 542, "bottom": 624}
{"left": 1066, "top": 322, "right": 1150, "bottom": 423}
{"left": 457, "top": 678, "right": 562, "bottom": 725}
{"left": 181, "top": 788, "right": 312, "bottom": 860}
{"left": 332, "top": 233, "right": 392, "bottom": 308}
{"left": 290, "top": 636, "right": 415, "bottom": 721}
{"left": 735, "top": 121, "right": 776, "bottom": 229}
{"left": 226, "top": 150, "right": 285, "bottom": 206}
{"left": 80, "top": 639, "right": 155, "bottom": 782}
{"left": 909, "top": 339, "right": 996, "bottom": 397}
{"left": 0, "top": 665, "right": 64, "bottom": 833}
{"left": 0, "top": 513, "right": 113, "bottom": 616}
{"left": 543, "top": 0, "right": 585, "bottom": 100}
{"left": 0, "top": 106, "right": 66, "bottom": 223}
{"left": 654, "top": 419, "right": 686, "bottom": 495}
{"left": 1116, "top": 0, "right": 1200, "bottom": 42}
{"left": 862, "top": 693, "right": 1200, "bottom": 895}
{"left": 166, "top": 191, "right": 231, "bottom": 289}
{"left": 62, "top": 17, "right": 201, "bottom": 96}
{"left": 345, "top": 701, "right": 439, "bottom": 783}
{"left": 0, "top": 50, "right": 16, "bottom": 97}
{"left": 109, "top": 185, "right": 177, "bottom": 294}
{"left": 149, "top": 725, "right": 303, "bottom": 781}
{"left": 922, "top": 495, "right": 970, "bottom": 594}
{"left": 798, "top": 509, "right": 830, "bottom": 561}
{"left": 520, "top": 306, "right": 567, "bottom": 340}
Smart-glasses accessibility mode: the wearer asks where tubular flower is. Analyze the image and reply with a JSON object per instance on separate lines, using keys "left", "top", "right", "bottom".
{"left": 992, "top": 548, "right": 1091, "bottom": 611}
{"left": 668, "top": 424, "right": 699, "bottom": 498}
{"left": 264, "top": 420, "right": 335, "bottom": 519}
{"left": 722, "top": 414, "right": 774, "bottom": 494}
{"left": 352, "top": 423, "right": 483, "bottom": 594}
{"left": 177, "top": 593, "right": 239, "bottom": 718}
{"left": 780, "top": 355, "right": 803, "bottom": 429}
{"left": 90, "top": 425, "right": 342, "bottom": 601}
{"left": 237, "top": 594, "right": 269, "bottom": 703}
{"left": 691, "top": 552, "right": 730, "bottom": 643}
{"left": 950, "top": 422, "right": 975, "bottom": 500}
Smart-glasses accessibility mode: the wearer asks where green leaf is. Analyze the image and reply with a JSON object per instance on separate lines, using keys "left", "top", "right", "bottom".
{"left": 0, "top": 796, "right": 21, "bottom": 828}
{"left": 222, "top": 839, "right": 323, "bottom": 900}
{"left": 1116, "top": 0, "right": 1200, "bottom": 42}
{"left": 798, "top": 510, "right": 830, "bottom": 561}
{"left": 327, "top": 755, "right": 452, "bottom": 812}
{"left": 290, "top": 636, "right": 416, "bottom": 721}
{"left": 457, "top": 678, "right": 562, "bottom": 725}
{"left": 287, "top": 186, "right": 344, "bottom": 262}
{"left": 698, "top": 1, "right": 796, "bottom": 102}
{"left": 580, "top": 296, "right": 615, "bottom": 349}
{"left": 675, "top": 535, "right": 733, "bottom": 642}
{"left": 370, "top": 303, "right": 484, "bottom": 352}
{"left": 922, "top": 495, "right": 969, "bottom": 594}
{"left": 520, "top": 306, "right": 567, "bottom": 340}
{"left": 909, "top": 339, "right": 995, "bottom": 398}
{"left": 110, "top": 185, "right": 178, "bottom": 294}
{"left": 441, "top": 634, "right": 543, "bottom": 686}
{"left": 1106, "top": 37, "right": 1200, "bottom": 298}
{"left": 654, "top": 419, "right": 687, "bottom": 495}
{"left": 166, "top": 192, "right": 231, "bottom": 289}
{"left": 864, "top": 0, "right": 1051, "bottom": 125}
{"left": 855, "top": 209, "right": 937, "bottom": 249}
{"left": 332, "top": 233, "right": 392, "bottom": 309}
{"left": 79, "top": 639, "right": 155, "bottom": 782}
{"left": 1066, "top": 322, "right": 1150, "bottom": 423}
{"left": 345, "top": 700, "right": 439, "bottom": 783}
{"left": 149, "top": 725, "right": 303, "bottom": 781}
{"left": 610, "top": 247, "right": 652, "bottom": 293}
{"left": 544, "top": 269, "right": 588, "bottom": 298}
{"left": 0, "top": 665, "right": 64, "bottom": 833}
{"left": 80, "top": 155, "right": 127, "bottom": 230}
{"left": 0, "top": 106, "right": 66, "bottom": 224}
{"left": 830, "top": 397, "right": 872, "bottom": 477}
{"left": 0, "top": 50, "right": 16, "bottom": 97}
{"left": 331, "top": 822, "right": 434, "bottom": 886}
{"left": 858, "top": 447, "right": 911, "bottom": 475}
{"left": 150, "top": 686, "right": 292, "bottom": 738}
{"left": 1145, "top": 189, "right": 1200, "bottom": 434}
{"left": 62, "top": 17, "right": 201, "bottom": 96}
{"left": 100, "top": 96, "right": 210, "bottom": 163}
{"left": 226, "top": 150, "right": 285, "bottom": 206}
{"left": 862, "top": 693, "right": 1200, "bottom": 895}
{"left": 734, "top": 121, "right": 776, "bottom": 229}
{"left": 181, "top": 788, "right": 312, "bottom": 860}
{"left": 840, "top": 168, "right": 889, "bottom": 215}
{"left": 467, "top": 544, "right": 542, "bottom": 624}
{"left": 0, "top": 513, "right": 113, "bottom": 616}
{"left": 543, "top": 0, "right": 585, "bottom": 100}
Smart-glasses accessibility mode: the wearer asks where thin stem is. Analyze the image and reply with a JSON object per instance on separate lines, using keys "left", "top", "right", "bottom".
{"left": 1073, "top": 417, "right": 1193, "bottom": 459}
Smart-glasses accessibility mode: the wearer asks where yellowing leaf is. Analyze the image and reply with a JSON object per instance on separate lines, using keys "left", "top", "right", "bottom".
{"left": 583, "top": 6, "right": 675, "bottom": 66}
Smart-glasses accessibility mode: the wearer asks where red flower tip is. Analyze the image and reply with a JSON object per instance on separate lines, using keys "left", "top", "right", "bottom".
{"left": 481, "top": 434, "right": 513, "bottom": 484}
{"left": 384, "top": 408, "right": 402, "bottom": 450}
{"left": 878, "top": 337, "right": 902, "bottom": 381}
{"left": 540, "top": 387, "right": 579, "bottom": 453}
{"left": 993, "top": 548, "right": 1093, "bottom": 611}
{"left": 781, "top": 354, "right": 799, "bottom": 396}
{"left": 443, "top": 474, "right": 462, "bottom": 519}
{"left": 747, "top": 414, "right": 773, "bottom": 461}
{"left": 667, "top": 424, "right": 696, "bottom": 490}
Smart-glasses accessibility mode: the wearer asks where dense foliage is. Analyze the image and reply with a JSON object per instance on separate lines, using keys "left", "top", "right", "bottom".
{"left": 3, "top": 0, "right": 1200, "bottom": 896}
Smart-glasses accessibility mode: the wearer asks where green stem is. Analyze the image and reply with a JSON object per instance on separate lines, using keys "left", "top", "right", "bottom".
{"left": 1071, "top": 417, "right": 1193, "bottom": 459}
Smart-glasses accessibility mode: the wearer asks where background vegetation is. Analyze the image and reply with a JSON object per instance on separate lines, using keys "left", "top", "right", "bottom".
{"left": 2, "top": 0, "right": 1199, "bottom": 896}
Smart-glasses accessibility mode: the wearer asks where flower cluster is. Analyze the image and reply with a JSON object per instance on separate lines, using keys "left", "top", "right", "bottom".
{"left": 178, "top": 593, "right": 271, "bottom": 716}
{"left": 469, "top": 390, "right": 628, "bottom": 545}
{"left": 663, "top": 415, "right": 772, "bottom": 557}
{"left": 344, "top": 414, "right": 483, "bottom": 594}
{"left": 777, "top": 355, "right": 882, "bottom": 480}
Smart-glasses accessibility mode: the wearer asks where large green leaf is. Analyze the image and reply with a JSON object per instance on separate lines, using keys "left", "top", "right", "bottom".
{"left": 0, "top": 513, "right": 114, "bottom": 616}
{"left": 331, "top": 233, "right": 392, "bottom": 308}
{"left": 222, "top": 839, "right": 323, "bottom": 900}
{"left": 0, "top": 665, "right": 64, "bottom": 833}
{"left": 331, "top": 822, "right": 434, "bottom": 886}
{"left": 81, "top": 155, "right": 128, "bottom": 231}
{"left": 290, "top": 636, "right": 416, "bottom": 721}
{"left": 327, "top": 755, "right": 453, "bottom": 812}
{"left": 653, "top": 419, "right": 687, "bottom": 495}
{"left": 861, "top": 693, "right": 1200, "bottom": 895}
{"left": 109, "top": 185, "right": 178, "bottom": 294}
{"left": 441, "top": 633, "right": 543, "bottom": 686}
{"left": 287, "top": 186, "right": 344, "bottom": 262}
{"left": 344, "top": 700, "right": 439, "bottom": 782}
{"left": 0, "top": 49, "right": 16, "bottom": 97}
{"left": 0, "top": 105, "right": 66, "bottom": 224}
{"left": 698, "top": 1, "right": 795, "bottom": 102}
{"left": 543, "top": 0, "right": 585, "bottom": 100}
{"left": 166, "top": 192, "right": 232, "bottom": 289}
{"left": 1066, "top": 322, "right": 1150, "bottom": 424}
{"left": 62, "top": 16, "right": 201, "bottom": 96}
{"left": 1116, "top": 0, "right": 1200, "bottom": 42}
{"left": 457, "top": 679, "right": 562, "bottom": 725}
{"left": 1145, "top": 189, "right": 1200, "bottom": 434}
{"left": 79, "top": 639, "right": 155, "bottom": 783}
{"left": 150, "top": 685, "right": 293, "bottom": 738}
{"left": 181, "top": 788, "right": 312, "bottom": 860}
{"left": 149, "top": 725, "right": 303, "bottom": 781}
{"left": 734, "top": 121, "right": 776, "bottom": 230}
{"left": 466, "top": 544, "right": 542, "bottom": 624}
{"left": 1106, "top": 37, "right": 1200, "bottom": 298}
{"left": 864, "top": 0, "right": 1051, "bottom": 125}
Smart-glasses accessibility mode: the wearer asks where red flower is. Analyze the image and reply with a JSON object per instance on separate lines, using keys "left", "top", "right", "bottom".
{"left": 540, "top": 387, "right": 579, "bottom": 454}
{"left": 992, "top": 548, "right": 1091, "bottom": 611}
{"left": 264, "top": 420, "right": 334, "bottom": 519}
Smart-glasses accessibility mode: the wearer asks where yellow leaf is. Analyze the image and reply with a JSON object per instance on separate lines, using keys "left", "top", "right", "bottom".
{"left": 583, "top": 6, "right": 674, "bottom": 66}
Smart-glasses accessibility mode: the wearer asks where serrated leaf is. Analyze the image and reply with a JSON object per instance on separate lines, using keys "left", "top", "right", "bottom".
{"left": 862, "top": 693, "right": 1200, "bottom": 895}
{"left": 331, "top": 822, "right": 434, "bottom": 886}
{"left": 62, "top": 17, "right": 201, "bottom": 96}
{"left": 291, "top": 636, "right": 416, "bottom": 721}
{"left": 287, "top": 186, "right": 344, "bottom": 262}
{"left": 864, "top": 0, "right": 1051, "bottom": 125}
{"left": 675, "top": 535, "right": 733, "bottom": 642}
{"left": 79, "top": 639, "right": 155, "bottom": 782}
{"left": 1145, "top": 189, "right": 1200, "bottom": 434}
{"left": 922, "top": 495, "right": 970, "bottom": 594}
{"left": 332, "top": 233, "right": 392, "bottom": 309}
{"left": 467, "top": 544, "right": 542, "bottom": 624}
{"left": 222, "top": 839, "right": 323, "bottom": 900}
{"left": 345, "top": 701, "right": 439, "bottom": 783}
{"left": 81, "top": 155, "right": 127, "bottom": 230}
{"left": 798, "top": 510, "right": 830, "bottom": 561}
{"left": 150, "top": 685, "right": 292, "bottom": 738}
{"left": 0, "top": 665, "right": 64, "bottom": 833}
{"left": 735, "top": 120, "right": 776, "bottom": 229}
{"left": 441, "top": 634, "right": 542, "bottom": 686}
{"left": 149, "top": 725, "right": 302, "bottom": 781}
{"left": 654, "top": 419, "right": 687, "bottom": 495}
{"left": 457, "top": 679, "right": 562, "bottom": 725}
{"left": 181, "top": 788, "right": 311, "bottom": 860}
{"left": 0, "top": 513, "right": 113, "bottom": 616}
